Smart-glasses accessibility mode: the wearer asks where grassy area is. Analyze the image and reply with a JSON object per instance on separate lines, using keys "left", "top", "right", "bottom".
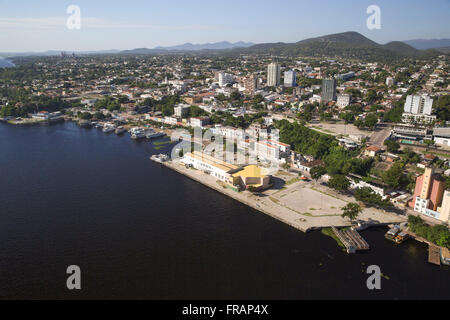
{"left": 321, "top": 228, "right": 346, "bottom": 249}
{"left": 285, "top": 177, "right": 300, "bottom": 185}
{"left": 153, "top": 140, "right": 174, "bottom": 146}
{"left": 269, "top": 197, "right": 279, "bottom": 204}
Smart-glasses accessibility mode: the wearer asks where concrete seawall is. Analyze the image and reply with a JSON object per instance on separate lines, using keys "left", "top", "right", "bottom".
{"left": 158, "top": 159, "right": 405, "bottom": 233}
{"left": 161, "top": 160, "right": 312, "bottom": 232}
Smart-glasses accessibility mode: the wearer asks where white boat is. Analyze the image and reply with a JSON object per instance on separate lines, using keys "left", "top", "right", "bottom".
{"left": 130, "top": 127, "right": 146, "bottom": 140}
{"left": 150, "top": 154, "right": 169, "bottom": 163}
{"left": 102, "top": 124, "right": 116, "bottom": 133}
{"left": 145, "top": 129, "right": 166, "bottom": 139}
{"left": 115, "top": 126, "right": 126, "bottom": 134}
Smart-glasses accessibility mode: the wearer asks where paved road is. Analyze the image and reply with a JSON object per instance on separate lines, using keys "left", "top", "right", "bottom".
{"left": 369, "top": 123, "right": 392, "bottom": 147}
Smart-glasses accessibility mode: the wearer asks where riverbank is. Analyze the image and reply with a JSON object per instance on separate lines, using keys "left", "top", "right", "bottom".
{"left": 0, "top": 117, "right": 64, "bottom": 126}
{"left": 161, "top": 159, "right": 405, "bottom": 232}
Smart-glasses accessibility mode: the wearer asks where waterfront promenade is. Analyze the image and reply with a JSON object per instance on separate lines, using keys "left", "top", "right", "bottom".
{"left": 161, "top": 160, "right": 405, "bottom": 232}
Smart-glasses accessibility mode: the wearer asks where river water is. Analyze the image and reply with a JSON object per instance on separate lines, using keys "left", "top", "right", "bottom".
{"left": 0, "top": 122, "right": 448, "bottom": 299}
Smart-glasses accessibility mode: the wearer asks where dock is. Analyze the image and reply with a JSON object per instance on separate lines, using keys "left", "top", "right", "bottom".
{"left": 428, "top": 245, "right": 441, "bottom": 266}
{"left": 332, "top": 227, "right": 370, "bottom": 253}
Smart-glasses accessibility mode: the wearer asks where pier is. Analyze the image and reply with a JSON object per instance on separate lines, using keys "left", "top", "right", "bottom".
{"left": 332, "top": 227, "right": 370, "bottom": 253}
{"left": 428, "top": 245, "right": 441, "bottom": 266}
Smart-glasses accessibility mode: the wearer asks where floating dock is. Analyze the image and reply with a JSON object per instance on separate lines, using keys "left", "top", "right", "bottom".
{"left": 332, "top": 227, "right": 370, "bottom": 253}
{"left": 428, "top": 245, "right": 441, "bottom": 266}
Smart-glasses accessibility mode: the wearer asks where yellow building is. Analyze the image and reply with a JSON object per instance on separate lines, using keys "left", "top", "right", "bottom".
{"left": 182, "top": 151, "right": 271, "bottom": 191}
{"left": 230, "top": 165, "right": 270, "bottom": 191}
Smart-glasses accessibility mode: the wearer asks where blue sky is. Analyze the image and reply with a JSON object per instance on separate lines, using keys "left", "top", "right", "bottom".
{"left": 0, "top": 0, "right": 449, "bottom": 51}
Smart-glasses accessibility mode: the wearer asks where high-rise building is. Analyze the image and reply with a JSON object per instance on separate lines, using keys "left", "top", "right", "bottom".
{"left": 284, "top": 70, "right": 296, "bottom": 87}
{"left": 267, "top": 62, "right": 281, "bottom": 87}
{"left": 321, "top": 78, "right": 336, "bottom": 103}
{"left": 402, "top": 94, "right": 436, "bottom": 124}
{"left": 243, "top": 74, "right": 258, "bottom": 95}
{"left": 404, "top": 95, "right": 433, "bottom": 115}
{"left": 409, "top": 167, "right": 448, "bottom": 224}
{"left": 218, "top": 72, "right": 233, "bottom": 87}
{"left": 385, "top": 77, "right": 395, "bottom": 86}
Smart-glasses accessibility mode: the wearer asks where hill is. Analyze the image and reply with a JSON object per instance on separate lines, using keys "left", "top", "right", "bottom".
{"left": 403, "top": 38, "right": 450, "bottom": 50}
{"left": 229, "top": 31, "right": 439, "bottom": 60}
{"left": 121, "top": 41, "right": 254, "bottom": 54}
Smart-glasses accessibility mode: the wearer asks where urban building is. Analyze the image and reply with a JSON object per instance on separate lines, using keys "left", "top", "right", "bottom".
{"left": 402, "top": 94, "right": 436, "bottom": 124}
{"left": 336, "top": 72, "right": 355, "bottom": 81}
{"left": 284, "top": 70, "right": 296, "bottom": 87}
{"left": 243, "top": 74, "right": 258, "bottom": 95}
{"left": 267, "top": 62, "right": 281, "bottom": 87}
{"left": 385, "top": 77, "right": 395, "bottom": 86}
{"left": 433, "top": 127, "right": 450, "bottom": 147}
{"left": 321, "top": 78, "right": 336, "bottom": 103}
{"left": 254, "top": 139, "right": 290, "bottom": 162}
{"left": 190, "top": 117, "right": 210, "bottom": 128}
{"left": 336, "top": 94, "right": 351, "bottom": 108}
{"left": 181, "top": 151, "right": 270, "bottom": 191}
{"left": 174, "top": 104, "right": 191, "bottom": 117}
{"left": 409, "top": 167, "right": 449, "bottom": 224}
{"left": 218, "top": 72, "right": 234, "bottom": 87}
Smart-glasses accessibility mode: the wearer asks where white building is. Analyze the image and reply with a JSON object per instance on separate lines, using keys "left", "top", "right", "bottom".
{"left": 267, "top": 62, "right": 281, "bottom": 87}
{"left": 433, "top": 128, "right": 450, "bottom": 147}
{"left": 402, "top": 94, "right": 436, "bottom": 124}
{"left": 174, "top": 103, "right": 191, "bottom": 117}
{"left": 284, "top": 70, "right": 296, "bottom": 87}
{"left": 336, "top": 94, "right": 351, "bottom": 108}
{"left": 254, "top": 139, "right": 290, "bottom": 162}
{"left": 385, "top": 77, "right": 395, "bottom": 86}
{"left": 164, "top": 116, "right": 178, "bottom": 125}
{"left": 404, "top": 95, "right": 433, "bottom": 115}
{"left": 218, "top": 72, "right": 234, "bottom": 87}
{"left": 190, "top": 117, "right": 210, "bottom": 128}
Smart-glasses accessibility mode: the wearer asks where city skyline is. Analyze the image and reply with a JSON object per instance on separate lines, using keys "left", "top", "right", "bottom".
{"left": 0, "top": 0, "right": 449, "bottom": 52}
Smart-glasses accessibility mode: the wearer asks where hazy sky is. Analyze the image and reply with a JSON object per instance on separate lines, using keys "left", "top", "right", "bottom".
{"left": 1, "top": 0, "right": 449, "bottom": 52}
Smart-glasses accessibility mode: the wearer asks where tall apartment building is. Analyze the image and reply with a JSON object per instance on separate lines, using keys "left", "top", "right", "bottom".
{"left": 321, "top": 78, "right": 336, "bottom": 103}
{"left": 409, "top": 167, "right": 449, "bottom": 224}
{"left": 267, "top": 62, "right": 281, "bottom": 87}
{"left": 218, "top": 72, "right": 233, "bottom": 87}
{"left": 402, "top": 94, "right": 436, "bottom": 124}
{"left": 284, "top": 70, "right": 296, "bottom": 87}
{"left": 174, "top": 103, "right": 191, "bottom": 117}
{"left": 243, "top": 74, "right": 258, "bottom": 95}
{"left": 385, "top": 77, "right": 395, "bottom": 86}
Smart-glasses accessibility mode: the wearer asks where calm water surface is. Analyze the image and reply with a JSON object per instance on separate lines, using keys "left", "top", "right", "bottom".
{"left": 0, "top": 122, "right": 448, "bottom": 299}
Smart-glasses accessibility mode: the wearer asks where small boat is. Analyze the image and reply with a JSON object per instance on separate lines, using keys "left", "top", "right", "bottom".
{"left": 150, "top": 154, "right": 169, "bottom": 163}
{"left": 394, "top": 231, "right": 410, "bottom": 244}
{"left": 115, "top": 126, "right": 126, "bottom": 134}
{"left": 130, "top": 127, "right": 146, "bottom": 140}
{"left": 145, "top": 129, "right": 166, "bottom": 139}
{"left": 385, "top": 225, "right": 400, "bottom": 240}
{"left": 102, "top": 124, "right": 116, "bottom": 133}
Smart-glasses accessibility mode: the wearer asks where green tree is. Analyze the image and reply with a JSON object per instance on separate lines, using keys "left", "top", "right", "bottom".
{"left": 310, "top": 166, "right": 327, "bottom": 181}
{"left": 328, "top": 175, "right": 350, "bottom": 192}
{"left": 382, "top": 162, "right": 406, "bottom": 189}
{"left": 341, "top": 203, "right": 362, "bottom": 221}
{"left": 384, "top": 140, "right": 400, "bottom": 153}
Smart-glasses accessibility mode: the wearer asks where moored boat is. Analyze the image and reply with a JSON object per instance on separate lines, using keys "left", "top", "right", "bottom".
{"left": 150, "top": 154, "right": 169, "bottom": 163}
{"left": 115, "top": 126, "right": 126, "bottom": 134}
